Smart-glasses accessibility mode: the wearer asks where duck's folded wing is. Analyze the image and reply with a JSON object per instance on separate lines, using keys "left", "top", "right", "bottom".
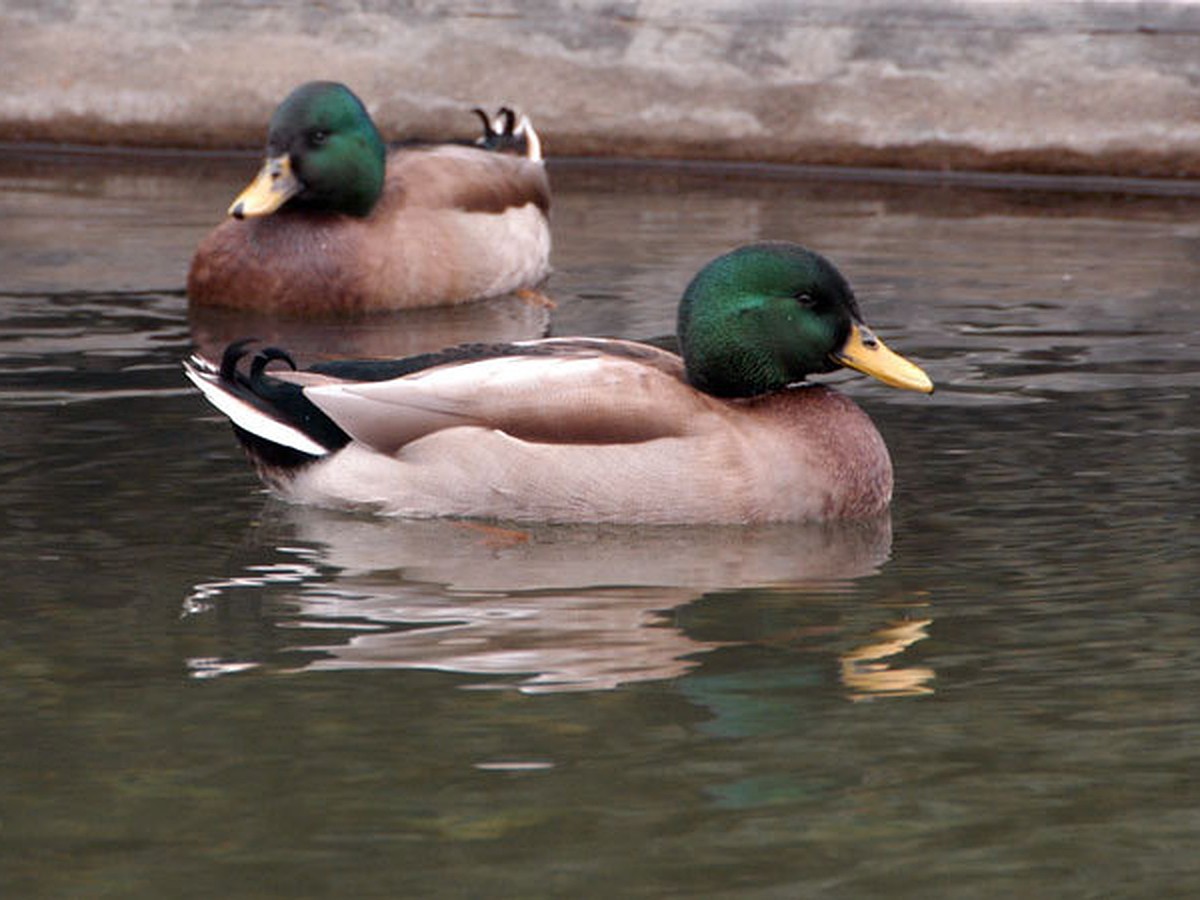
{"left": 302, "top": 353, "right": 697, "bottom": 455}
{"left": 390, "top": 145, "right": 551, "bottom": 216}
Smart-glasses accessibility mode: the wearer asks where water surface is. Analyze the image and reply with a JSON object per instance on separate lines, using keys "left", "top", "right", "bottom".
{"left": 1, "top": 149, "right": 1198, "bottom": 898}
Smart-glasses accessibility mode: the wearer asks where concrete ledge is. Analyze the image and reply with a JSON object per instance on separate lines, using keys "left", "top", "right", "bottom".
{"left": 3, "top": 0, "right": 1199, "bottom": 177}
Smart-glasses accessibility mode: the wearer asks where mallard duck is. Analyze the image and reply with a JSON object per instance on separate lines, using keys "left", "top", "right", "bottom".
{"left": 184, "top": 242, "right": 933, "bottom": 523}
{"left": 187, "top": 81, "right": 551, "bottom": 314}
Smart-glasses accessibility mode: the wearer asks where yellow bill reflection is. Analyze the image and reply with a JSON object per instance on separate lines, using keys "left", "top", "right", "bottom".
{"left": 840, "top": 615, "right": 935, "bottom": 701}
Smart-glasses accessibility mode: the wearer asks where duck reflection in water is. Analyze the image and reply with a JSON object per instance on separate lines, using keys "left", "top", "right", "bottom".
{"left": 187, "top": 289, "right": 552, "bottom": 371}
{"left": 185, "top": 510, "right": 932, "bottom": 698}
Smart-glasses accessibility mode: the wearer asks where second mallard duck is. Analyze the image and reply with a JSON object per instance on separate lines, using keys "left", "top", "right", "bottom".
{"left": 187, "top": 81, "right": 551, "bottom": 315}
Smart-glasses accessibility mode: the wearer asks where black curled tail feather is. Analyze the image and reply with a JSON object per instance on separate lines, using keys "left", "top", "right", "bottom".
{"left": 243, "top": 345, "right": 351, "bottom": 452}
{"left": 212, "top": 341, "right": 352, "bottom": 471}
{"left": 250, "top": 346, "right": 299, "bottom": 383}
{"left": 473, "top": 108, "right": 497, "bottom": 143}
{"left": 473, "top": 107, "right": 516, "bottom": 150}
{"left": 472, "top": 106, "right": 537, "bottom": 158}
{"left": 219, "top": 337, "right": 261, "bottom": 383}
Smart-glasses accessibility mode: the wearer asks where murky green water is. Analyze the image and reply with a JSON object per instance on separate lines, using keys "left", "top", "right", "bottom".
{"left": 2, "top": 149, "right": 1198, "bottom": 898}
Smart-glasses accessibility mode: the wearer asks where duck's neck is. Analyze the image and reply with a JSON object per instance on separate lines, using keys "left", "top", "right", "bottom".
{"left": 679, "top": 302, "right": 844, "bottom": 399}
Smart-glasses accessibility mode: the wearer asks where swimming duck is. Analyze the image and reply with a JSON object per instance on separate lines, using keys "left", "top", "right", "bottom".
{"left": 184, "top": 242, "right": 933, "bottom": 523}
{"left": 187, "top": 81, "right": 551, "bottom": 314}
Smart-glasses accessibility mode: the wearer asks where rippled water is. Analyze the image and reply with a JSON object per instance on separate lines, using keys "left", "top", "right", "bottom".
{"left": 2, "top": 149, "right": 1198, "bottom": 897}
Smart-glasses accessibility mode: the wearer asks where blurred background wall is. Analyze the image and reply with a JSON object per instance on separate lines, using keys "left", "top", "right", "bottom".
{"left": 2, "top": 0, "right": 1198, "bottom": 176}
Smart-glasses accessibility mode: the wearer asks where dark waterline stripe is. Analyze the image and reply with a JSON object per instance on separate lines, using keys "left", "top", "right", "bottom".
{"left": 3, "top": 141, "right": 1200, "bottom": 199}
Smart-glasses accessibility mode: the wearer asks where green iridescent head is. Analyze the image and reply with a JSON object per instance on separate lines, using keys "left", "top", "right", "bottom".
{"left": 229, "top": 81, "right": 387, "bottom": 219}
{"left": 678, "top": 242, "right": 933, "bottom": 398}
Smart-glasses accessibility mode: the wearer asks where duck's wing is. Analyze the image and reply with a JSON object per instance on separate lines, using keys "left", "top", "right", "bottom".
{"left": 385, "top": 143, "right": 551, "bottom": 216}
{"left": 301, "top": 339, "right": 698, "bottom": 455}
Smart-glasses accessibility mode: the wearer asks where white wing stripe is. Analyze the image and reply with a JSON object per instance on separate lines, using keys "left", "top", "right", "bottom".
{"left": 184, "top": 366, "right": 330, "bottom": 457}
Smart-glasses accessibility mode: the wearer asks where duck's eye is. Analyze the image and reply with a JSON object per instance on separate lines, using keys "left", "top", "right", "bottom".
{"left": 794, "top": 292, "right": 816, "bottom": 307}
{"left": 308, "top": 130, "right": 330, "bottom": 147}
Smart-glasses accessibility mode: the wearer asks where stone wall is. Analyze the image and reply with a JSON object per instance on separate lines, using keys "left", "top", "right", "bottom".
{"left": 2, "top": 0, "right": 1199, "bottom": 176}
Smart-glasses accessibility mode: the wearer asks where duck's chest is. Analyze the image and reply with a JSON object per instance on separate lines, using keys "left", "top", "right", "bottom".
{"left": 725, "top": 387, "right": 895, "bottom": 520}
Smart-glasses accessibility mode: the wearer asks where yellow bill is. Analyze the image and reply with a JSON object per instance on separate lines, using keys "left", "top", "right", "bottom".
{"left": 832, "top": 322, "right": 934, "bottom": 394}
{"left": 228, "top": 154, "right": 301, "bottom": 219}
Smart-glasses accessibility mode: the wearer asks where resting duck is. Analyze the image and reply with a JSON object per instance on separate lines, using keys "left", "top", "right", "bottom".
{"left": 187, "top": 81, "right": 551, "bottom": 314}
{"left": 184, "top": 242, "right": 933, "bottom": 524}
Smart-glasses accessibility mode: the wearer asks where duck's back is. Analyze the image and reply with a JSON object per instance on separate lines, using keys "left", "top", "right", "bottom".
{"left": 359, "top": 145, "right": 552, "bottom": 309}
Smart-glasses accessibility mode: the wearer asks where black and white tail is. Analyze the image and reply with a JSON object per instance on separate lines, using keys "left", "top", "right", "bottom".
{"left": 183, "top": 342, "right": 345, "bottom": 468}
{"left": 473, "top": 107, "right": 542, "bottom": 162}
